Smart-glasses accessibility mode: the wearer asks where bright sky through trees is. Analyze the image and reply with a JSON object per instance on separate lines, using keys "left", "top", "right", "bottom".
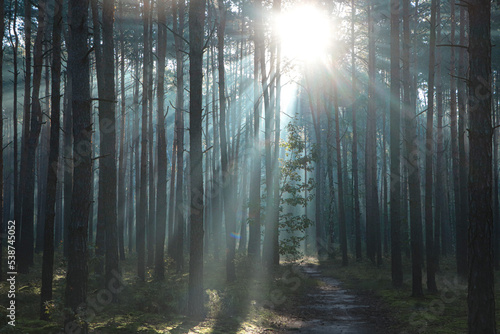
{"left": 277, "top": 5, "right": 332, "bottom": 62}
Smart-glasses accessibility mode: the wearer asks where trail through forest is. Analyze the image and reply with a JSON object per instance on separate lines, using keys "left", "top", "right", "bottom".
{"left": 282, "top": 264, "right": 379, "bottom": 334}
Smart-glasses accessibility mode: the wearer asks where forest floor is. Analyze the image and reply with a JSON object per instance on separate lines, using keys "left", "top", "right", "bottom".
{"left": 1, "top": 252, "right": 498, "bottom": 333}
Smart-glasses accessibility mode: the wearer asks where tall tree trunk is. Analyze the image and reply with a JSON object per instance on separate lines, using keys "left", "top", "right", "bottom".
{"left": 0, "top": 0, "right": 3, "bottom": 282}
{"left": 449, "top": 0, "right": 462, "bottom": 273}
{"left": 187, "top": 0, "right": 206, "bottom": 318}
{"left": 434, "top": 2, "right": 444, "bottom": 265}
{"left": 147, "top": 3, "right": 155, "bottom": 268}
{"left": 365, "top": 2, "right": 380, "bottom": 264}
{"left": 132, "top": 32, "right": 140, "bottom": 255}
{"left": 64, "top": 0, "right": 91, "bottom": 330}
{"left": 467, "top": 0, "right": 495, "bottom": 330}
{"left": 217, "top": 0, "right": 236, "bottom": 282}
{"left": 326, "top": 80, "right": 336, "bottom": 260}
{"left": 403, "top": 0, "right": 423, "bottom": 297}
{"left": 117, "top": 0, "right": 126, "bottom": 261}
{"left": 390, "top": 0, "right": 403, "bottom": 286}
{"left": 19, "top": 0, "right": 47, "bottom": 273}
{"left": 155, "top": 0, "right": 168, "bottom": 280}
{"left": 101, "top": 0, "right": 119, "bottom": 289}
{"left": 334, "top": 80, "right": 348, "bottom": 266}
{"left": 351, "top": 0, "right": 361, "bottom": 261}
{"left": 457, "top": 0, "right": 468, "bottom": 279}
{"left": 18, "top": 0, "right": 31, "bottom": 247}
{"left": 10, "top": 0, "right": 20, "bottom": 255}
{"left": 40, "top": 0, "right": 62, "bottom": 318}
{"left": 91, "top": 0, "right": 105, "bottom": 274}
{"left": 138, "top": 0, "right": 150, "bottom": 281}
{"left": 272, "top": 0, "right": 281, "bottom": 267}
{"left": 174, "top": 0, "right": 186, "bottom": 273}
{"left": 424, "top": 0, "right": 438, "bottom": 293}
{"left": 247, "top": 0, "right": 262, "bottom": 261}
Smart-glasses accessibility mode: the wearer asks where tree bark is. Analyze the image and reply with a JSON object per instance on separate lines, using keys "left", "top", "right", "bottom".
{"left": 188, "top": 0, "right": 206, "bottom": 318}
{"left": 403, "top": 0, "right": 423, "bottom": 297}
{"left": 64, "top": 0, "right": 91, "bottom": 330}
{"left": 351, "top": 0, "right": 361, "bottom": 261}
{"left": 155, "top": 0, "right": 168, "bottom": 280}
{"left": 117, "top": 0, "right": 127, "bottom": 261}
{"left": 137, "top": 0, "right": 150, "bottom": 281}
{"left": 424, "top": 0, "right": 438, "bottom": 293}
{"left": 365, "top": 2, "right": 380, "bottom": 264}
{"left": 101, "top": 0, "right": 119, "bottom": 290}
{"left": 19, "top": 0, "right": 47, "bottom": 273}
{"left": 390, "top": 0, "right": 403, "bottom": 286}
{"left": 40, "top": 0, "right": 62, "bottom": 319}
{"left": 467, "top": 0, "right": 496, "bottom": 330}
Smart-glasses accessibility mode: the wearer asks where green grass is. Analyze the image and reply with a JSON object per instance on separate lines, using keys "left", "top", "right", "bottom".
{"left": 0, "top": 251, "right": 316, "bottom": 333}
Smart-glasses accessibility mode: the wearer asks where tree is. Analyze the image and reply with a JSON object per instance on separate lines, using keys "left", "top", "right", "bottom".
{"left": 101, "top": 0, "right": 119, "bottom": 289}
{"left": 188, "top": 0, "right": 206, "bottom": 318}
{"left": 19, "top": 0, "right": 47, "bottom": 273}
{"left": 467, "top": 0, "right": 496, "bottom": 330}
{"left": 351, "top": 0, "right": 361, "bottom": 262}
{"left": 0, "top": 0, "right": 4, "bottom": 282}
{"left": 40, "top": 0, "right": 62, "bottom": 319}
{"left": 403, "top": 0, "right": 423, "bottom": 297}
{"left": 365, "top": 0, "right": 380, "bottom": 264}
{"left": 117, "top": 0, "right": 127, "bottom": 261}
{"left": 449, "top": 0, "right": 461, "bottom": 274}
{"left": 424, "top": 0, "right": 438, "bottom": 293}
{"left": 457, "top": 0, "right": 468, "bottom": 279}
{"left": 138, "top": 0, "right": 150, "bottom": 281}
{"left": 334, "top": 74, "right": 348, "bottom": 266}
{"left": 173, "top": 0, "right": 186, "bottom": 273}
{"left": 216, "top": 0, "right": 236, "bottom": 282}
{"left": 248, "top": 0, "right": 263, "bottom": 262}
{"left": 64, "top": 0, "right": 92, "bottom": 330}
{"left": 390, "top": 0, "right": 403, "bottom": 286}
{"left": 154, "top": 0, "right": 168, "bottom": 281}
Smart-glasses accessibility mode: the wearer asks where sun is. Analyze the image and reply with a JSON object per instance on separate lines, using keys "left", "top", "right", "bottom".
{"left": 277, "top": 5, "right": 332, "bottom": 63}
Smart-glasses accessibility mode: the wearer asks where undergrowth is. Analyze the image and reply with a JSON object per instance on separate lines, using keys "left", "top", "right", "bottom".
{"left": 0, "top": 251, "right": 314, "bottom": 333}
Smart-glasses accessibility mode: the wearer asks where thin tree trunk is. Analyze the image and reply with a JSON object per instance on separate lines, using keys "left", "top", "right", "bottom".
{"left": 40, "top": 0, "right": 62, "bottom": 318}
{"left": 247, "top": 0, "right": 262, "bottom": 261}
{"left": 449, "top": 0, "right": 462, "bottom": 272}
{"left": 434, "top": 1, "right": 444, "bottom": 265}
{"left": 0, "top": 0, "right": 4, "bottom": 282}
{"left": 334, "top": 80, "right": 348, "bottom": 266}
{"left": 99, "top": 0, "right": 119, "bottom": 287}
{"left": 217, "top": 0, "right": 236, "bottom": 282}
{"left": 424, "top": 0, "right": 438, "bottom": 293}
{"left": 19, "top": 0, "right": 47, "bottom": 273}
{"left": 187, "top": 0, "right": 206, "bottom": 318}
{"left": 456, "top": 1, "right": 468, "bottom": 279}
{"left": 365, "top": 2, "right": 380, "bottom": 264}
{"left": 155, "top": 0, "right": 168, "bottom": 280}
{"left": 390, "top": 0, "right": 403, "bottom": 286}
{"left": 117, "top": 0, "right": 126, "bottom": 261}
{"left": 138, "top": 0, "right": 150, "bottom": 281}
{"left": 403, "top": 0, "right": 423, "bottom": 297}
{"left": 351, "top": 0, "right": 361, "bottom": 261}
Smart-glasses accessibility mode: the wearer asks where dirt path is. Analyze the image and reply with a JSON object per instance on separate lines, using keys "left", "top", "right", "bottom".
{"left": 282, "top": 264, "right": 380, "bottom": 334}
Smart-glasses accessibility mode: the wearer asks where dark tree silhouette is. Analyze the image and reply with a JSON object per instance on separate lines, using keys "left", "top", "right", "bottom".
{"left": 40, "top": 0, "right": 62, "bottom": 319}
{"left": 390, "top": 0, "right": 403, "bottom": 286}
{"left": 467, "top": 0, "right": 496, "bottom": 330}
{"left": 64, "top": 0, "right": 92, "bottom": 331}
{"left": 188, "top": 0, "right": 206, "bottom": 318}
